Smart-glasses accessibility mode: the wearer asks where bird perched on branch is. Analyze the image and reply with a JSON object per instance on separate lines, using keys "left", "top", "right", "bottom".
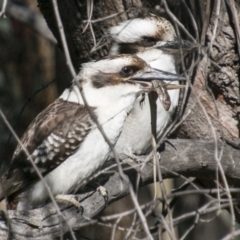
{"left": 109, "top": 16, "right": 197, "bottom": 156}
{"left": 0, "top": 54, "right": 183, "bottom": 210}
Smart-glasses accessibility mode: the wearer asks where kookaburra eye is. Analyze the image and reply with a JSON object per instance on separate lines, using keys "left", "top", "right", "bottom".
{"left": 120, "top": 66, "right": 133, "bottom": 77}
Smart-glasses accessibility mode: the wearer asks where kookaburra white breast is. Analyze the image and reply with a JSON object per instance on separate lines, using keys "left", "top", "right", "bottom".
{"left": 109, "top": 16, "right": 195, "bottom": 155}
{"left": 0, "top": 54, "right": 181, "bottom": 210}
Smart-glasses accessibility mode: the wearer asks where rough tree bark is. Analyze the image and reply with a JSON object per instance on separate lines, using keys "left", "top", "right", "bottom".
{"left": 0, "top": 0, "right": 239, "bottom": 239}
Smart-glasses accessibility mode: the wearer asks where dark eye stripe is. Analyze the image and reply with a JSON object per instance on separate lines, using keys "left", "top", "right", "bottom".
{"left": 141, "top": 36, "right": 157, "bottom": 47}
{"left": 118, "top": 43, "right": 139, "bottom": 54}
{"left": 142, "top": 36, "right": 157, "bottom": 42}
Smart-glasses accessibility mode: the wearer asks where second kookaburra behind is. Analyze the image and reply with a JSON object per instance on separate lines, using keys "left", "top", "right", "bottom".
{"left": 110, "top": 16, "right": 196, "bottom": 155}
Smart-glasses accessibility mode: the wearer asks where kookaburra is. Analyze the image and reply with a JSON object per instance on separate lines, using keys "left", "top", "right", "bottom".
{"left": 109, "top": 16, "right": 196, "bottom": 155}
{"left": 0, "top": 54, "right": 183, "bottom": 210}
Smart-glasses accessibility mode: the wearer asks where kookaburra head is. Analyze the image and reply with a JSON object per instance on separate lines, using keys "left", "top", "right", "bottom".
{"left": 62, "top": 54, "right": 184, "bottom": 108}
{"left": 109, "top": 16, "right": 197, "bottom": 59}
{"left": 80, "top": 53, "right": 181, "bottom": 88}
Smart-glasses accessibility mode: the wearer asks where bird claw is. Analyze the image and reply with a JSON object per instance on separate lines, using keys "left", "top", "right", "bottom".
{"left": 55, "top": 194, "right": 83, "bottom": 214}
{"left": 97, "top": 186, "right": 108, "bottom": 204}
{"left": 77, "top": 205, "right": 84, "bottom": 214}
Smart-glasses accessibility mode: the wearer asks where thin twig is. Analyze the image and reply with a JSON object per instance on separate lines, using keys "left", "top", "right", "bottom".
{"left": 0, "top": 0, "right": 7, "bottom": 17}
{"left": 200, "top": 0, "right": 211, "bottom": 45}
{"left": 225, "top": 0, "right": 240, "bottom": 61}
{"left": 161, "top": 0, "right": 196, "bottom": 41}
{"left": 222, "top": 229, "right": 240, "bottom": 240}
{"left": 111, "top": 216, "right": 123, "bottom": 240}
{"left": 180, "top": 0, "right": 199, "bottom": 41}
{"left": 82, "top": 0, "right": 97, "bottom": 48}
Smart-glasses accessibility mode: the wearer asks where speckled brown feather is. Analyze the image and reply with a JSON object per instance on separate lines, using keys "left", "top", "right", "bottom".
{"left": 0, "top": 98, "right": 94, "bottom": 200}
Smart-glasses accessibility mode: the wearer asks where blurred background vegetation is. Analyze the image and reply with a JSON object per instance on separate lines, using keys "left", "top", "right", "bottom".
{"left": 0, "top": 0, "right": 71, "bottom": 166}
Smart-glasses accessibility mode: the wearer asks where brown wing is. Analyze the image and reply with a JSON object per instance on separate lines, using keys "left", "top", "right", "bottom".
{"left": 0, "top": 98, "right": 94, "bottom": 199}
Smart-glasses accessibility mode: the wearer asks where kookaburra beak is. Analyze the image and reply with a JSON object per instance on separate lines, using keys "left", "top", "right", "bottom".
{"left": 132, "top": 68, "right": 186, "bottom": 81}
{"left": 130, "top": 68, "right": 186, "bottom": 88}
{"left": 155, "top": 38, "right": 199, "bottom": 54}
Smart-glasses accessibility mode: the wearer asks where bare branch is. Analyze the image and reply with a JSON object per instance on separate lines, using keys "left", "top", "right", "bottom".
{"left": 0, "top": 140, "right": 239, "bottom": 239}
